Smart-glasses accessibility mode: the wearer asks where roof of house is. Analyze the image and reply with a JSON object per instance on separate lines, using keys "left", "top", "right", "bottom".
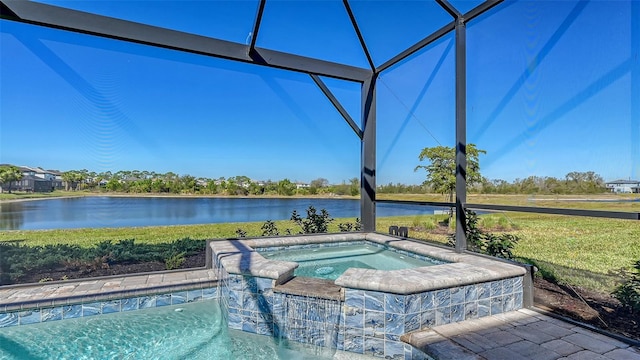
{"left": 17, "top": 166, "right": 62, "bottom": 176}
{"left": 19, "top": 175, "right": 52, "bottom": 182}
{"left": 606, "top": 179, "right": 640, "bottom": 185}
{"left": 19, "top": 166, "right": 46, "bottom": 173}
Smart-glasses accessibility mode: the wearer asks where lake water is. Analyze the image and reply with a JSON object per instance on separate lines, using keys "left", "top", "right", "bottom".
{"left": 0, "top": 197, "right": 447, "bottom": 230}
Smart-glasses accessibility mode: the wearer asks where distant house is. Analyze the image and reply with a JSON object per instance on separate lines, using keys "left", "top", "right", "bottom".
{"left": 605, "top": 179, "right": 640, "bottom": 193}
{"left": 2, "top": 166, "right": 65, "bottom": 192}
{"left": 295, "top": 182, "right": 310, "bottom": 190}
{"left": 46, "top": 169, "right": 64, "bottom": 190}
{"left": 14, "top": 175, "right": 53, "bottom": 192}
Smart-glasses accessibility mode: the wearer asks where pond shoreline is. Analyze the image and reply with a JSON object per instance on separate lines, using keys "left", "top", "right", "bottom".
{"left": 0, "top": 192, "right": 358, "bottom": 204}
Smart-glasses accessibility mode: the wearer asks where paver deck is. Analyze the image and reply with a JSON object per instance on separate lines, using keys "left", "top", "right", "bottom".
{"left": 402, "top": 308, "right": 640, "bottom": 360}
{"left": 0, "top": 269, "right": 217, "bottom": 311}
{"left": 1, "top": 270, "right": 637, "bottom": 359}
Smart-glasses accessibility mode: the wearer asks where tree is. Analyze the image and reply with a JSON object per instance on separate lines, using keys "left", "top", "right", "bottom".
{"left": 0, "top": 165, "right": 23, "bottom": 193}
{"left": 224, "top": 177, "right": 239, "bottom": 195}
{"left": 277, "top": 179, "right": 296, "bottom": 196}
{"left": 349, "top": 177, "right": 360, "bottom": 196}
{"left": 248, "top": 182, "right": 264, "bottom": 195}
{"left": 105, "top": 178, "right": 122, "bottom": 192}
{"left": 415, "top": 144, "right": 485, "bottom": 221}
{"left": 565, "top": 171, "right": 605, "bottom": 194}
{"left": 151, "top": 178, "right": 167, "bottom": 193}
{"left": 205, "top": 180, "right": 219, "bottom": 194}
{"left": 62, "top": 170, "right": 84, "bottom": 191}
{"left": 181, "top": 175, "right": 198, "bottom": 193}
{"left": 309, "top": 177, "right": 329, "bottom": 195}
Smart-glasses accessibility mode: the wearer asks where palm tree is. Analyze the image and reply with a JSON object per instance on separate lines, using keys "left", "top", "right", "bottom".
{"left": 0, "top": 165, "right": 24, "bottom": 193}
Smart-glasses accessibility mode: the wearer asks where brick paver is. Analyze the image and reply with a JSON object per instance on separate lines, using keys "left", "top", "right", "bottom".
{"left": 562, "top": 333, "right": 620, "bottom": 354}
{"left": 561, "top": 350, "right": 610, "bottom": 360}
{"left": 479, "top": 347, "right": 531, "bottom": 360}
{"left": 603, "top": 348, "right": 640, "bottom": 360}
{"left": 405, "top": 308, "right": 639, "bottom": 360}
{"left": 0, "top": 269, "right": 217, "bottom": 311}
{"left": 507, "top": 340, "right": 561, "bottom": 360}
{"left": 541, "top": 339, "right": 584, "bottom": 356}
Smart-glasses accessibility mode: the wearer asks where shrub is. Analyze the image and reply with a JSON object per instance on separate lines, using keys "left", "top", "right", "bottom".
{"left": 613, "top": 260, "right": 640, "bottom": 313}
{"left": 168, "top": 238, "right": 204, "bottom": 255}
{"left": 165, "top": 252, "right": 186, "bottom": 270}
{"left": 261, "top": 220, "right": 279, "bottom": 236}
{"left": 448, "top": 209, "right": 520, "bottom": 259}
{"left": 483, "top": 233, "right": 519, "bottom": 259}
{"left": 290, "top": 206, "right": 333, "bottom": 234}
{"left": 93, "top": 239, "right": 143, "bottom": 264}
{"left": 0, "top": 238, "right": 205, "bottom": 285}
{"left": 338, "top": 218, "right": 362, "bottom": 232}
{"left": 421, "top": 218, "right": 437, "bottom": 230}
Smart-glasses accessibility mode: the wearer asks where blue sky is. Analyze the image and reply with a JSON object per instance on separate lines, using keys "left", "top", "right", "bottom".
{"left": 1, "top": 0, "right": 638, "bottom": 185}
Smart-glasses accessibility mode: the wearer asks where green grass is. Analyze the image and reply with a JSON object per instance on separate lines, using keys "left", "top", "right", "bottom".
{"left": 379, "top": 193, "right": 640, "bottom": 212}
{"left": 508, "top": 213, "right": 640, "bottom": 291}
{"left": 375, "top": 211, "right": 640, "bottom": 292}
{"left": 2, "top": 193, "right": 639, "bottom": 293}
{"left": 0, "top": 218, "right": 363, "bottom": 247}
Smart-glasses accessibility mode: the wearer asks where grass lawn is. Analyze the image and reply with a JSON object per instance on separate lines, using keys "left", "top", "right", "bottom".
{"left": 2, "top": 193, "right": 639, "bottom": 292}
{"left": 375, "top": 211, "right": 640, "bottom": 292}
{"left": 379, "top": 193, "right": 640, "bottom": 212}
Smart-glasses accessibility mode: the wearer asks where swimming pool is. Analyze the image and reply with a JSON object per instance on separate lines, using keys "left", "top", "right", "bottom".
{"left": 258, "top": 243, "right": 443, "bottom": 280}
{"left": 0, "top": 301, "right": 374, "bottom": 360}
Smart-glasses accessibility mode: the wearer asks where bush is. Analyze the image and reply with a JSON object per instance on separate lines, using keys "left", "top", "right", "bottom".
{"left": 483, "top": 233, "right": 519, "bottom": 259}
{"left": 165, "top": 252, "right": 186, "bottom": 270}
{"left": 613, "top": 260, "right": 640, "bottom": 313}
{"left": 448, "top": 209, "right": 520, "bottom": 259}
{"left": 421, "top": 218, "right": 437, "bottom": 230}
{"left": 0, "top": 238, "right": 205, "bottom": 285}
{"left": 93, "top": 239, "right": 151, "bottom": 264}
{"left": 338, "top": 218, "right": 362, "bottom": 232}
{"left": 291, "top": 206, "right": 333, "bottom": 234}
{"left": 261, "top": 220, "right": 279, "bottom": 236}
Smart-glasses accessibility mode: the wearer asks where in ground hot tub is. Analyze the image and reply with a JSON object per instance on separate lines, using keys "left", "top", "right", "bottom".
{"left": 210, "top": 232, "right": 527, "bottom": 359}
{"left": 256, "top": 241, "right": 447, "bottom": 280}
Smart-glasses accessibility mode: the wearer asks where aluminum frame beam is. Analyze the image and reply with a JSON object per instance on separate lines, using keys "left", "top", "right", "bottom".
{"left": 467, "top": 203, "right": 640, "bottom": 221}
{"left": 361, "top": 75, "right": 377, "bottom": 232}
{"left": 377, "top": 0, "right": 502, "bottom": 73}
{"left": 464, "top": 0, "right": 503, "bottom": 23}
{"left": 310, "top": 75, "right": 364, "bottom": 140}
{"left": 377, "top": 199, "right": 454, "bottom": 208}
{"left": 248, "top": 0, "right": 266, "bottom": 54}
{"left": 436, "top": 0, "right": 462, "bottom": 19}
{"left": 343, "top": 0, "right": 376, "bottom": 72}
{"left": 377, "top": 22, "right": 454, "bottom": 73}
{"left": 379, "top": 199, "right": 640, "bottom": 221}
{"left": 0, "top": 0, "right": 371, "bottom": 83}
{"left": 454, "top": 16, "right": 467, "bottom": 253}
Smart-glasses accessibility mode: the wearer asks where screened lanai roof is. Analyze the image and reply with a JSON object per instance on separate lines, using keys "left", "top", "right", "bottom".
{"left": 1, "top": 1, "right": 638, "bottom": 244}
{"left": 1, "top": 0, "right": 494, "bottom": 77}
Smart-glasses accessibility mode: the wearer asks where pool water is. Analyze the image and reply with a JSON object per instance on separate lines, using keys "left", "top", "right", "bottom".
{"left": 260, "top": 244, "right": 441, "bottom": 280}
{"left": 0, "top": 301, "right": 371, "bottom": 360}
